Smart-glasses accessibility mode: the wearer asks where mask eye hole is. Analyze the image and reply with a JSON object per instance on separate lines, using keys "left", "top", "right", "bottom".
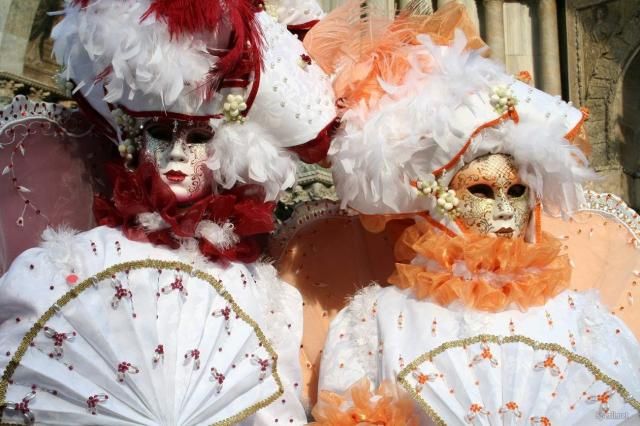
{"left": 507, "top": 184, "right": 527, "bottom": 198}
{"left": 146, "top": 124, "right": 173, "bottom": 141}
{"left": 187, "top": 130, "right": 214, "bottom": 144}
{"left": 468, "top": 184, "right": 494, "bottom": 199}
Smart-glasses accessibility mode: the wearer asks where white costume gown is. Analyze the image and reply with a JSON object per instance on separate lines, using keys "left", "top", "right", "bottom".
{"left": 320, "top": 284, "right": 640, "bottom": 425}
{"left": 0, "top": 225, "right": 307, "bottom": 425}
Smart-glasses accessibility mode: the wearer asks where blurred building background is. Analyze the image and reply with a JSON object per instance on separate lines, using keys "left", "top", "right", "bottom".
{"left": 1, "top": 0, "right": 639, "bottom": 209}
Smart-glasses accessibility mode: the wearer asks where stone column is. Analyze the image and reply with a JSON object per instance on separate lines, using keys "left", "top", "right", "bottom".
{"left": 537, "top": 0, "right": 562, "bottom": 95}
{"left": 483, "top": 0, "right": 505, "bottom": 63}
{"left": 0, "top": 1, "right": 40, "bottom": 75}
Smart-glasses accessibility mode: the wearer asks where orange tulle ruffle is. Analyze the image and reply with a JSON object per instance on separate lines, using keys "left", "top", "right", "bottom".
{"left": 311, "top": 377, "right": 419, "bottom": 426}
{"left": 389, "top": 221, "right": 571, "bottom": 312}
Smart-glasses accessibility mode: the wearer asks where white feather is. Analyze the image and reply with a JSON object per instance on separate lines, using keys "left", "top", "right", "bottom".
{"left": 137, "top": 212, "right": 169, "bottom": 232}
{"left": 195, "top": 220, "right": 239, "bottom": 250}
{"left": 39, "top": 225, "right": 81, "bottom": 275}
{"left": 52, "top": 0, "right": 218, "bottom": 110}
{"left": 207, "top": 121, "right": 298, "bottom": 201}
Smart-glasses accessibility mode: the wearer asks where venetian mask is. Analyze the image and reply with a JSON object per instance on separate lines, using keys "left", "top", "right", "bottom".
{"left": 141, "top": 119, "right": 214, "bottom": 203}
{"left": 449, "top": 153, "right": 531, "bottom": 239}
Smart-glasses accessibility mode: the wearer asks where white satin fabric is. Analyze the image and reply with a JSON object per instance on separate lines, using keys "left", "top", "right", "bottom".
{"left": 319, "top": 285, "right": 640, "bottom": 425}
{"left": 0, "top": 226, "right": 306, "bottom": 425}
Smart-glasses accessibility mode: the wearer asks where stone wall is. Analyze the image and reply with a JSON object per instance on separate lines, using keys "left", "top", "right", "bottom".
{"left": 566, "top": 0, "right": 640, "bottom": 207}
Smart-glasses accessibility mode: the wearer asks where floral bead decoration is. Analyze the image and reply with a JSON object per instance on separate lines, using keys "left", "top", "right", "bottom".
{"left": 161, "top": 275, "right": 189, "bottom": 299}
{"left": 498, "top": 401, "right": 522, "bottom": 418}
{"left": 530, "top": 416, "right": 552, "bottom": 426}
{"left": 465, "top": 403, "right": 490, "bottom": 424}
{"left": 534, "top": 353, "right": 561, "bottom": 377}
{"left": 111, "top": 278, "right": 133, "bottom": 310}
{"left": 489, "top": 85, "right": 518, "bottom": 115}
{"left": 111, "top": 108, "right": 143, "bottom": 161}
{"left": 298, "top": 54, "right": 312, "bottom": 70}
{"left": 586, "top": 388, "right": 617, "bottom": 417}
{"left": 116, "top": 361, "right": 140, "bottom": 382}
{"left": 4, "top": 390, "right": 36, "bottom": 424}
{"left": 414, "top": 178, "right": 460, "bottom": 217}
{"left": 412, "top": 370, "right": 440, "bottom": 393}
{"left": 184, "top": 349, "right": 201, "bottom": 370}
{"left": 223, "top": 94, "right": 248, "bottom": 123}
{"left": 86, "top": 394, "right": 109, "bottom": 415}
{"left": 210, "top": 367, "right": 226, "bottom": 393}
{"left": 153, "top": 344, "right": 164, "bottom": 364}
{"left": 212, "top": 305, "right": 234, "bottom": 335}
{"left": 43, "top": 326, "right": 76, "bottom": 359}
{"left": 251, "top": 356, "right": 272, "bottom": 381}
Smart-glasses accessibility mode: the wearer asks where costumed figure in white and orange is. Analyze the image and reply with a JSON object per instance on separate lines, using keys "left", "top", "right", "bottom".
{"left": 302, "top": 2, "right": 640, "bottom": 424}
{"left": 0, "top": 0, "right": 335, "bottom": 424}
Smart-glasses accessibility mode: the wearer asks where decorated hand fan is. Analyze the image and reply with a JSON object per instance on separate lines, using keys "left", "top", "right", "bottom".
{"left": 542, "top": 190, "right": 640, "bottom": 339}
{"left": 0, "top": 260, "right": 283, "bottom": 425}
{"left": 398, "top": 335, "right": 640, "bottom": 425}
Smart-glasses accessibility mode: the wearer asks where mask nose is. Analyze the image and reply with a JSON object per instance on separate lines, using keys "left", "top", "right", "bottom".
{"left": 168, "top": 139, "right": 187, "bottom": 163}
{"left": 493, "top": 195, "right": 515, "bottom": 222}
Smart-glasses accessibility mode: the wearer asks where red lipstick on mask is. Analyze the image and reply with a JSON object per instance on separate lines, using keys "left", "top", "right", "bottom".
{"left": 164, "top": 170, "right": 187, "bottom": 182}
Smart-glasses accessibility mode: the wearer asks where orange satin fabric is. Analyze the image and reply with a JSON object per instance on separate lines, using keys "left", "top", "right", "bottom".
{"left": 311, "top": 378, "right": 419, "bottom": 426}
{"left": 389, "top": 221, "right": 571, "bottom": 312}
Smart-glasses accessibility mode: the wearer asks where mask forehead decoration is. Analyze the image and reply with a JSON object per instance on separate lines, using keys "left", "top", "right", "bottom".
{"left": 450, "top": 153, "right": 531, "bottom": 239}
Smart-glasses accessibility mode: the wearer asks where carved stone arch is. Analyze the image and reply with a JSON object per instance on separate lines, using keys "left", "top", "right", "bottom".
{"left": 566, "top": 0, "right": 640, "bottom": 206}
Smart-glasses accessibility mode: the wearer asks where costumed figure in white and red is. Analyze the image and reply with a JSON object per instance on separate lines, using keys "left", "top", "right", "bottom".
{"left": 0, "top": 0, "right": 335, "bottom": 424}
{"left": 303, "top": 2, "right": 640, "bottom": 425}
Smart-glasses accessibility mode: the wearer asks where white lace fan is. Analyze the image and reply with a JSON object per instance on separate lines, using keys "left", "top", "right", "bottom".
{"left": 398, "top": 335, "right": 640, "bottom": 425}
{"left": 0, "top": 260, "right": 283, "bottom": 425}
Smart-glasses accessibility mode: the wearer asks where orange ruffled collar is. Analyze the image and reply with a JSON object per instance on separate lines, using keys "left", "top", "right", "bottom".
{"left": 389, "top": 221, "right": 571, "bottom": 312}
{"left": 311, "top": 378, "right": 419, "bottom": 426}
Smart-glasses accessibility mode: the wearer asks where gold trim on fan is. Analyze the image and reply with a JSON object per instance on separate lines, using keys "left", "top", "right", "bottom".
{"left": 397, "top": 334, "right": 640, "bottom": 426}
{"left": 0, "top": 259, "right": 284, "bottom": 426}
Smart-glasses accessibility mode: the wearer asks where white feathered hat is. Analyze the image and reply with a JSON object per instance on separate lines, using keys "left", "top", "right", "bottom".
{"left": 305, "top": 2, "right": 594, "bottom": 228}
{"left": 52, "top": 0, "right": 336, "bottom": 200}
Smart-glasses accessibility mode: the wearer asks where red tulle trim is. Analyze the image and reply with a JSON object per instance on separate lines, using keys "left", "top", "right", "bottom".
{"left": 93, "top": 160, "right": 275, "bottom": 264}
{"left": 289, "top": 117, "right": 340, "bottom": 164}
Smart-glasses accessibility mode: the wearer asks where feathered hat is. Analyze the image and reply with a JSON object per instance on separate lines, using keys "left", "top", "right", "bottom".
{"left": 305, "top": 1, "right": 594, "bottom": 235}
{"left": 52, "top": 0, "right": 336, "bottom": 201}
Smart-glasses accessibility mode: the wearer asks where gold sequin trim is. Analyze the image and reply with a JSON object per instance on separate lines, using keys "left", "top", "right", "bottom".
{"left": 397, "top": 334, "right": 640, "bottom": 426}
{"left": 0, "top": 260, "right": 284, "bottom": 426}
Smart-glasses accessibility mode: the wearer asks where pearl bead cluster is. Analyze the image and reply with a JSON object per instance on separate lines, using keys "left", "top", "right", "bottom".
{"left": 489, "top": 85, "right": 518, "bottom": 115}
{"left": 415, "top": 178, "right": 460, "bottom": 216}
{"left": 111, "top": 108, "right": 143, "bottom": 161}
{"left": 222, "top": 94, "right": 247, "bottom": 123}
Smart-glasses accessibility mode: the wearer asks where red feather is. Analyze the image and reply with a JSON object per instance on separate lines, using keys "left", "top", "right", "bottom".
{"left": 71, "top": 0, "right": 91, "bottom": 7}
{"left": 141, "top": 0, "right": 264, "bottom": 93}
